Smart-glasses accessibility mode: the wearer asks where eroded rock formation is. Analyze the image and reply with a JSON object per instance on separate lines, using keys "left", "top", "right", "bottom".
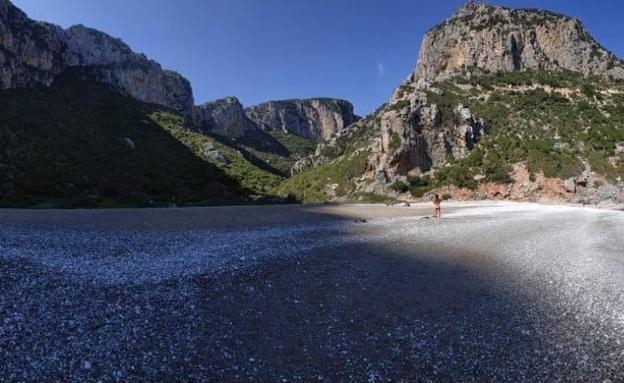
{"left": 193, "top": 97, "right": 255, "bottom": 139}
{"left": 412, "top": 3, "right": 624, "bottom": 85}
{"left": 306, "top": 3, "right": 624, "bottom": 191}
{"left": 245, "top": 99, "right": 359, "bottom": 141}
{"left": 192, "top": 97, "right": 359, "bottom": 142}
{"left": 0, "top": 0, "right": 193, "bottom": 113}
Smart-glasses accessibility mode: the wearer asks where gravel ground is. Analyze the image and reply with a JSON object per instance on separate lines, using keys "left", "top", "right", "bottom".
{"left": 1, "top": 202, "right": 623, "bottom": 382}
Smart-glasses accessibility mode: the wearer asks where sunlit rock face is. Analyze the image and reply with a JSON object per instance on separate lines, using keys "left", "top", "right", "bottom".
{"left": 193, "top": 97, "right": 256, "bottom": 139}
{"left": 363, "top": 90, "right": 487, "bottom": 181}
{"left": 378, "top": 3, "right": 622, "bottom": 177}
{"left": 300, "top": 3, "right": 624, "bottom": 191}
{"left": 0, "top": 0, "right": 193, "bottom": 114}
{"left": 245, "top": 99, "right": 360, "bottom": 141}
{"left": 192, "top": 97, "right": 360, "bottom": 142}
{"left": 411, "top": 3, "right": 624, "bottom": 85}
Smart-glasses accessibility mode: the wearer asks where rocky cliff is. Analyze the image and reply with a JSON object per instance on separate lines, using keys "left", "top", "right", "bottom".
{"left": 0, "top": 0, "right": 193, "bottom": 113}
{"left": 64, "top": 25, "right": 193, "bottom": 113}
{"left": 0, "top": 0, "right": 65, "bottom": 88}
{"left": 370, "top": 91, "right": 486, "bottom": 180}
{"left": 346, "top": 4, "right": 619, "bottom": 177}
{"left": 285, "top": 3, "right": 624, "bottom": 205}
{"left": 412, "top": 3, "right": 624, "bottom": 85}
{"left": 193, "top": 97, "right": 256, "bottom": 139}
{"left": 2, "top": 0, "right": 358, "bottom": 139}
{"left": 376, "top": 3, "right": 624, "bottom": 179}
{"left": 245, "top": 98, "right": 359, "bottom": 141}
{"left": 192, "top": 97, "right": 359, "bottom": 142}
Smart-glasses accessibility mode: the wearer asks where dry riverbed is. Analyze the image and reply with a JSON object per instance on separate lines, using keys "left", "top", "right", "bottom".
{"left": 1, "top": 202, "right": 623, "bottom": 382}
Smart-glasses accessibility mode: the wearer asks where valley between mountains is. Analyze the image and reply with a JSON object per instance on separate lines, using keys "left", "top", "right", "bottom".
{"left": 1, "top": 0, "right": 623, "bottom": 208}
{"left": 3, "top": 2, "right": 624, "bottom": 381}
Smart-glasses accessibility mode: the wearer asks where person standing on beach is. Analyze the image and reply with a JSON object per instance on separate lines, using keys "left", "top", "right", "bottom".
{"left": 433, "top": 194, "right": 442, "bottom": 220}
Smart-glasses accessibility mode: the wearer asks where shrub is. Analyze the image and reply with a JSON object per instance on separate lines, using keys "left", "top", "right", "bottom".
{"left": 436, "top": 165, "right": 477, "bottom": 190}
{"left": 285, "top": 192, "right": 299, "bottom": 204}
{"left": 388, "top": 100, "right": 411, "bottom": 112}
{"left": 389, "top": 131, "right": 402, "bottom": 151}
{"left": 390, "top": 180, "right": 409, "bottom": 193}
{"left": 409, "top": 186, "right": 432, "bottom": 198}
{"left": 407, "top": 175, "right": 432, "bottom": 187}
{"left": 406, "top": 175, "right": 436, "bottom": 197}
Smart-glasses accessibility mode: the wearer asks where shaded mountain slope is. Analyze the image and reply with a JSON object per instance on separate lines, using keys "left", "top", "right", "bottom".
{"left": 0, "top": 74, "right": 282, "bottom": 207}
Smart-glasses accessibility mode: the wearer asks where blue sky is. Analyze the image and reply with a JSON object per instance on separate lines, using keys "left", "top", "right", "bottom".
{"left": 12, "top": 0, "right": 624, "bottom": 115}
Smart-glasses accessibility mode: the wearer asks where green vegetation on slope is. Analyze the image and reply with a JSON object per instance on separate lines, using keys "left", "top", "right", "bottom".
{"left": 284, "top": 70, "right": 624, "bottom": 202}
{"left": 275, "top": 111, "right": 391, "bottom": 203}
{"left": 4, "top": 69, "right": 622, "bottom": 207}
{"left": 0, "top": 74, "right": 280, "bottom": 207}
{"left": 236, "top": 130, "right": 319, "bottom": 176}
{"left": 426, "top": 70, "right": 624, "bottom": 186}
{"left": 149, "top": 112, "right": 282, "bottom": 195}
{"left": 278, "top": 149, "right": 371, "bottom": 202}
{"left": 319, "top": 115, "right": 380, "bottom": 159}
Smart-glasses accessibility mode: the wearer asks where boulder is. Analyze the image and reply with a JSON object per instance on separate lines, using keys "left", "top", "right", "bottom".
{"left": 564, "top": 178, "right": 577, "bottom": 193}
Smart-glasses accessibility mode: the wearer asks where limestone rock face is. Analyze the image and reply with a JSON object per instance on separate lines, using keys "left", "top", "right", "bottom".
{"left": 411, "top": 3, "right": 624, "bottom": 85}
{"left": 372, "top": 90, "right": 487, "bottom": 178}
{"left": 0, "top": 0, "right": 193, "bottom": 113}
{"left": 63, "top": 25, "right": 193, "bottom": 114}
{"left": 193, "top": 97, "right": 359, "bottom": 141}
{"left": 0, "top": 1, "right": 65, "bottom": 88}
{"left": 193, "top": 97, "right": 256, "bottom": 139}
{"left": 63, "top": 25, "right": 132, "bottom": 67}
{"left": 1, "top": 0, "right": 354, "bottom": 133}
{"left": 380, "top": 2, "right": 620, "bottom": 177}
{"left": 309, "top": 3, "right": 624, "bottom": 192}
{"left": 245, "top": 99, "right": 359, "bottom": 141}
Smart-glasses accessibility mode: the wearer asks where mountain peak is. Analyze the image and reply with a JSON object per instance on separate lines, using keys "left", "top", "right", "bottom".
{"left": 451, "top": 2, "right": 569, "bottom": 20}
{"left": 0, "top": 0, "right": 194, "bottom": 113}
{"left": 411, "top": 4, "right": 624, "bottom": 84}
{"left": 451, "top": 1, "right": 492, "bottom": 18}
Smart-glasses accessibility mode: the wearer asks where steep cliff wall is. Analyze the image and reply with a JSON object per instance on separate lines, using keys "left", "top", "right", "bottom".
{"left": 245, "top": 99, "right": 359, "bottom": 141}
{"left": 0, "top": 0, "right": 65, "bottom": 88}
{"left": 0, "top": 0, "right": 193, "bottom": 113}
{"left": 411, "top": 3, "right": 624, "bottom": 85}
{"left": 287, "top": 3, "right": 624, "bottom": 202}
{"left": 193, "top": 97, "right": 256, "bottom": 139}
{"left": 341, "top": 4, "right": 623, "bottom": 178}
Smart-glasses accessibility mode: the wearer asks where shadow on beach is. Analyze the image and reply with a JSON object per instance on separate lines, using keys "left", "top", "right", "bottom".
{"left": 1, "top": 204, "right": 621, "bottom": 382}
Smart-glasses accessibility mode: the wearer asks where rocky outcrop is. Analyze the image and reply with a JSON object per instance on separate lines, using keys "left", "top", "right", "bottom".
{"left": 411, "top": 3, "right": 624, "bottom": 85}
{"left": 0, "top": 0, "right": 65, "bottom": 88}
{"left": 383, "top": 2, "right": 621, "bottom": 177}
{"left": 2, "top": 0, "right": 355, "bottom": 133}
{"left": 370, "top": 90, "right": 486, "bottom": 179}
{"left": 192, "top": 97, "right": 360, "bottom": 141}
{"left": 245, "top": 99, "right": 359, "bottom": 141}
{"left": 63, "top": 25, "right": 193, "bottom": 113}
{"left": 193, "top": 97, "right": 256, "bottom": 139}
{"left": 295, "top": 3, "right": 624, "bottom": 200}
{"left": 0, "top": 0, "right": 193, "bottom": 113}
